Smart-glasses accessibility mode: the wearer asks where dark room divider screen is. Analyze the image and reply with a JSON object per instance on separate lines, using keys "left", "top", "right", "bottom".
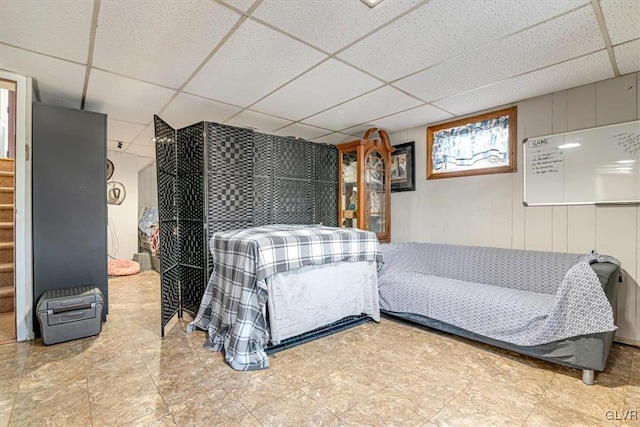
{"left": 154, "top": 116, "right": 338, "bottom": 336}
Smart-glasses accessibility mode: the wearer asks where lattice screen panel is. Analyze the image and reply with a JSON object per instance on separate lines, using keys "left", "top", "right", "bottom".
{"left": 158, "top": 171, "right": 177, "bottom": 221}
{"left": 253, "top": 133, "right": 272, "bottom": 226}
{"left": 178, "top": 123, "right": 204, "bottom": 174}
{"left": 312, "top": 143, "right": 339, "bottom": 227}
{"left": 206, "top": 123, "right": 253, "bottom": 176}
{"left": 154, "top": 116, "right": 179, "bottom": 335}
{"left": 273, "top": 136, "right": 312, "bottom": 180}
{"left": 314, "top": 181, "right": 339, "bottom": 227}
{"left": 177, "top": 123, "right": 206, "bottom": 321}
{"left": 204, "top": 124, "right": 254, "bottom": 276}
{"left": 160, "top": 266, "right": 180, "bottom": 326}
{"left": 177, "top": 173, "right": 203, "bottom": 222}
{"left": 313, "top": 143, "right": 339, "bottom": 183}
{"left": 253, "top": 176, "right": 272, "bottom": 226}
{"left": 207, "top": 173, "right": 254, "bottom": 222}
{"left": 181, "top": 265, "right": 206, "bottom": 316}
{"left": 253, "top": 133, "right": 273, "bottom": 177}
{"left": 273, "top": 178, "right": 313, "bottom": 224}
{"left": 205, "top": 123, "right": 254, "bottom": 229}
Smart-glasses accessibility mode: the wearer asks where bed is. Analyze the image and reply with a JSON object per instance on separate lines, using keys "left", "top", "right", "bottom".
{"left": 187, "top": 224, "right": 382, "bottom": 370}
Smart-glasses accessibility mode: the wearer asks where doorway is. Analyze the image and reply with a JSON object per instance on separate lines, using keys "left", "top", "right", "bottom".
{"left": 0, "top": 79, "right": 16, "bottom": 343}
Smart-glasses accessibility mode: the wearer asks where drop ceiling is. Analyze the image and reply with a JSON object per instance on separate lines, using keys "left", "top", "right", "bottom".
{"left": 1, "top": 0, "right": 638, "bottom": 166}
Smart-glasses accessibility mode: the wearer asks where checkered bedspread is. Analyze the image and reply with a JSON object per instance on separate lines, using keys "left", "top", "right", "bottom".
{"left": 187, "top": 224, "right": 382, "bottom": 370}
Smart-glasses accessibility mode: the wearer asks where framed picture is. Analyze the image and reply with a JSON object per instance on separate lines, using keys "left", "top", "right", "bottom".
{"left": 390, "top": 141, "right": 415, "bottom": 192}
{"left": 427, "top": 106, "right": 517, "bottom": 179}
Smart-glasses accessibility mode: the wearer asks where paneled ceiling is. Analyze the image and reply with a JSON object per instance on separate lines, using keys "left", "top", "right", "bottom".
{"left": 1, "top": 0, "right": 638, "bottom": 167}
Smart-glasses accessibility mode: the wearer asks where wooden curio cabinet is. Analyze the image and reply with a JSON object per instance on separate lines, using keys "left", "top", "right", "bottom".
{"left": 337, "top": 128, "right": 394, "bottom": 243}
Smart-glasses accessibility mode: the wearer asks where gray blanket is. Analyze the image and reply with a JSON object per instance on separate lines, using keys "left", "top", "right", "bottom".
{"left": 379, "top": 243, "right": 618, "bottom": 346}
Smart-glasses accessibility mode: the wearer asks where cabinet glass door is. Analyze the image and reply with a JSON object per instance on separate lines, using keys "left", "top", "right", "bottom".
{"left": 365, "top": 151, "right": 385, "bottom": 234}
{"left": 341, "top": 151, "right": 358, "bottom": 228}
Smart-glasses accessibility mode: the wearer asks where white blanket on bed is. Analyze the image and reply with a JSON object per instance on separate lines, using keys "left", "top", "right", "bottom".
{"left": 267, "top": 261, "right": 379, "bottom": 344}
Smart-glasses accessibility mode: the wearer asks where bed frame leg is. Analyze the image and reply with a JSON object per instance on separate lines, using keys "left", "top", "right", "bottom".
{"left": 582, "top": 369, "right": 595, "bottom": 385}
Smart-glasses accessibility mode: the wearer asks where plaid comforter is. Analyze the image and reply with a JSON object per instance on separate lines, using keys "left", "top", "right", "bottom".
{"left": 187, "top": 224, "right": 382, "bottom": 370}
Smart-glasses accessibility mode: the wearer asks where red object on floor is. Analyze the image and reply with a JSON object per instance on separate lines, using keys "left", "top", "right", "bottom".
{"left": 108, "top": 259, "right": 140, "bottom": 276}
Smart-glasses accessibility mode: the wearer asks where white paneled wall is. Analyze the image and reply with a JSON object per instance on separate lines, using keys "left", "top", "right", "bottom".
{"left": 389, "top": 73, "right": 640, "bottom": 345}
{"left": 138, "top": 162, "right": 158, "bottom": 213}
{"left": 107, "top": 151, "right": 139, "bottom": 260}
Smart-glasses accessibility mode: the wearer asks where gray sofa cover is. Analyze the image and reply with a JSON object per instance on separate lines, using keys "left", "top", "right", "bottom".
{"left": 379, "top": 243, "right": 620, "bottom": 383}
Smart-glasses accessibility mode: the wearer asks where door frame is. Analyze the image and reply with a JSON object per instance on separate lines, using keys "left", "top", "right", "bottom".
{"left": 0, "top": 70, "right": 33, "bottom": 341}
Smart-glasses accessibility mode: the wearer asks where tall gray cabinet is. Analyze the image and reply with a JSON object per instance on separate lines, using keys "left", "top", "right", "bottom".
{"left": 32, "top": 103, "right": 108, "bottom": 333}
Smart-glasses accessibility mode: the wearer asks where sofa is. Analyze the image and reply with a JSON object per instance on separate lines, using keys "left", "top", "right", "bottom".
{"left": 378, "top": 243, "right": 621, "bottom": 385}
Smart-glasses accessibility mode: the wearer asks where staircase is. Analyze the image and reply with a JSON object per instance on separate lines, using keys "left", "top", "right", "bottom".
{"left": 0, "top": 158, "right": 14, "bottom": 314}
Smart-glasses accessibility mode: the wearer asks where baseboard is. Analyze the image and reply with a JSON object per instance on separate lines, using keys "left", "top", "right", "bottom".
{"left": 614, "top": 336, "right": 640, "bottom": 348}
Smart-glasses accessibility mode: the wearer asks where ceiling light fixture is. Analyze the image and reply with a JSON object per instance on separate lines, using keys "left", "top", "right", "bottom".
{"left": 360, "top": 0, "right": 385, "bottom": 8}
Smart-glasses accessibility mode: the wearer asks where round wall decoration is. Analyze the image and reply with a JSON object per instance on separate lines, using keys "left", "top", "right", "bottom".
{"left": 107, "top": 159, "right": 114, "bottom": 180}
{"left": 107, "top": 181, "right": 126, "bottom": 205}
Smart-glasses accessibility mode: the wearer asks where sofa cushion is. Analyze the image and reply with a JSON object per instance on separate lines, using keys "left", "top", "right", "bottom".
{"left": 379, "top": 272, "right": 557, "bottom": 341}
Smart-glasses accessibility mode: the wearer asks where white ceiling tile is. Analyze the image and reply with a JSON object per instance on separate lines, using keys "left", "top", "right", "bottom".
{"left": 252, "top": 0, "right": 422, "bottom": 53}
{"left": 347, "top": 104, "right": 453, "bottom": 133}
{"left": 312, "top": 132, "right": 357, "bottom": 145}
{"left": 85, "top": 69, "right": 175, "bottom": 123}
{"left": 614, "top": 39, "right": 640, "bottom": 75}
{"left": 225, "top": 109, "right": 292, "bottom": 132}
{"left": 433, "top": 51, "right": 614, "bottom": 116}
{"left": 600, "top": 0, "right": 640, "bottom": 45}
{"left": 395, "top": 7, "right": 603, "bottom": 102}
{"left": 252, "top": 59, "right": 382, "bottom": 120}
{"left": 341, "top": 124, "right": 378, "bottom": 138}
{"left": 160, "top": 93, "right": 241, "bottom": 129}
{"left": 221, "top": 0, "right": 256, "bottom": 12}
{"left": 93, "top": 1, "right": 240, "bottom": 89}
{"left": 338, "top": 0, "right": 588, "bottom": 81}
{"left": 107, "top": 119, "right": 146, "bottom": 143}
{"left": 0, "top": 0, "right": 93, "bottom": 63}
{"left": 0, "top": 45, "right": 85, "bottom": 109}
{"left": 126, "top": 144, "right": 156, "bottom": 158}
{"left": 132, "top": 126, "right": 156, "bottom": 147}
{"left": 185, "top": 19, "right": 326, "bottom": 106}
{"left": 271, "top": 123, "right": 331, "bottom": 140}
{"left": 107, "top": 140, "right": 130, "bottom": 151}
{"left": 303, "top": 86, "right": 422, "bottom": 130}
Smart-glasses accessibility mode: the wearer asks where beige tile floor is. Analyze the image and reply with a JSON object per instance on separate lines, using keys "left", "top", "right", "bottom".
{"left": 0, "top": 270, "right": 638, "bottom": 426}
{"left": 0, "top": 312, "right": 15, "bottom": 343}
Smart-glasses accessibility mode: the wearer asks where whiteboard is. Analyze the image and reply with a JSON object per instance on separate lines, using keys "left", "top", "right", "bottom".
{"left": 524, "top": 120, "right": 640, "bottom": 206}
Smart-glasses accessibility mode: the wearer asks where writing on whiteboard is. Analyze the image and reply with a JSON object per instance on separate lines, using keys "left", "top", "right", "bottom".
{"left": 615, "top": 132, "right": 640, "bottom": 155}
{"left": 528, "top": 141, "right": 563, "bottom": 175}
{"left": 530, "top": 138, "right": 548, "bottom": 148}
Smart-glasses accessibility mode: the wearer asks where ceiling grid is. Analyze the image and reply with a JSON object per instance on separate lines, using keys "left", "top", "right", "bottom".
{"left": 80, "top": 0, "right": 102, "bottom": 109}
{"left": 0, "top": 0, "right": 637, "bottom": 164}
{"left": 590, "top": 0, "right": 621, "bottom": 77}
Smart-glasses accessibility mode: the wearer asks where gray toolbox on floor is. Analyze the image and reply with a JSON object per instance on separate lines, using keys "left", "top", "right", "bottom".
{"left": 36, "top": 285, "right": 104, "bottom": 345}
